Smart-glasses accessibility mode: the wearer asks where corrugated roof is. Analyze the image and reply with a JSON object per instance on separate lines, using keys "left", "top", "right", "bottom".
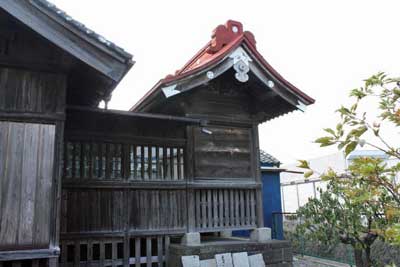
{"left": 260, "top": 150, "right": 280, "bottom": 166}
{"left": 32, "top": 0, "right": 133, "bottom": 61}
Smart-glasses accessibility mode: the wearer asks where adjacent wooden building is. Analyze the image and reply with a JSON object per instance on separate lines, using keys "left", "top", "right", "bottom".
{"left": 0, "top": 1, "right": 314, "bottom": 266}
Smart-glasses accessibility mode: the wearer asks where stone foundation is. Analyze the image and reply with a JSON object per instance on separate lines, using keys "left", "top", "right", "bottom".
{"left": 168, "top": 237, "right": 293, "bottom": 267}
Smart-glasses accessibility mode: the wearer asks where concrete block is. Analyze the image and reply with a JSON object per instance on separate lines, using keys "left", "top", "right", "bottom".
{"left": 182, "top": 232, "right": 201, "bottom": 246}
{"left": 215, "top": 253, "right": 234, "bottom": 267}
{"left": 182, "top": 255, "right": 200, "bottom": 267}
{"left": 200, "top": 259, "right": 217, "bottom": 267}
{"left": 220, "top": 230, "right": 233, "bottom": 238}
{"left": 232, "top": 252, "right": 250, "bottom": 267}
{"left": 250, "top": 228, "right": 271, "bottom": 243}
{"left": 249, "top": 254, "right": 266, "bottom": 267}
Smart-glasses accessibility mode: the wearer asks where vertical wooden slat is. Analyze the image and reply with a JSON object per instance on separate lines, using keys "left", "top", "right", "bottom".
{"left": 235, "top": 190, "right": 240, "bottom": 226}
{"left": 133, "top": 145, "right": 137, "bottom": 180}
{"left": 141, "top": 146, "right": 145, "bottom": 180}
{"left": 165, "top": 236, "right": 170, "bottom": 267}
{"left": 19, "top": 124, "right": 39, "bottom": 245}
{"left": 146, "top": 237, "right": 152, "bottom": 267}
{"left": 124, "top": 235, "right": 130, "bottom": 267}
{"left": 246, "top": 190, "right": 251, "bottom": 226}
{"left": 224, "top": 189, "right": 229, "bottom": 227}
{"left": 229, "top": 189, "right": 234, "bottom": 227}
{"left": 207, "top": 190, "right": 212, "bottom": 228}
{"left": 135, "top": 237, "right": 141, "bottom": 267}
{"left": 176, "top": 147, "right": 182, "bottom": 180}
{"left": 112, "top": 241, "right": 118, "bottom": 267}
{"left": 157, "top": 236, "right": 163, "bottom": 267}
{"left": 218, "top": 190, "right": 224, "bottom": 228}
{"left": 180, "top": 148, "right": 185, "bottom": 179}
{"left": 239, "top": 190, "right": 245, "bottom": 226}
{"left": 74, "top": 240, "right": 80, "bottom": 266}
{"left": 170, "top": 148, "right": 174, "bottom": 180}
{"left": 148, "top": 146, "right": 153, "bottom": 180}
{"left": 105, "top": 144, "right": 111, "bottom": 179}
{"left": 72, "top": 142, "right": 76, "bottom": 178}
{"left": 162, "top": 147, "right": 167, "bottom": 180}
{"left": 80, "top": 142, "right": 84, "bottom": 179}
{"left": 250, "top": 190, "right": 256, "bottom": 226}
{"left": 98, "top": 143, "right": 103, "bottom": 178}
{"left": 100, "top": 240, "right": 105, "bottom": 266}
{"left": 155, "top": 146, "right": 160, "bottom": 179}
{"left": 124, "top": 144, "right": 130, "bottom": 180}
{"left": 88, "top": 240, "right": 93, "bottom": 267}
{"left": 195, "top": 191, "right": 201, "bottom": 229}
{"left": 201, "top": 191, "right": 207, "bottom": 228}
{"left": 89, "top": 143, "right": 93, "bottom": 179}
{"left": 213, "top": 190, "right": 218, "bottom": 228}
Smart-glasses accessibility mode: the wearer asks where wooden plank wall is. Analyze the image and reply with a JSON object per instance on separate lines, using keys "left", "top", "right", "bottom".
{"left": 0, "top": 68, "right": 66, "bottom": 114}
{"left": 0, "top": 122, "right": 55, "bottom": 250}
{"left": 61, "top": 189, "right": 187, "bottom": 233}
{"left": 193, "top": 126, "right": 252, "bottom": 179}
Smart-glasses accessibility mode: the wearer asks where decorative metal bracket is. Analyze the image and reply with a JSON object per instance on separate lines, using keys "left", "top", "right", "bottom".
{"left": 296, "top": 100, "right": 307, "bottom": 112}
{"left": 229, "top": 47, "right": 252, "bottom": 83}
{"left": 162, "top": 84, "right": 180, "bottom": 98}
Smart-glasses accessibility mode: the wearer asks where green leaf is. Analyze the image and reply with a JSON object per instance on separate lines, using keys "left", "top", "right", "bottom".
{"left": 324, "top": 128, "right": 336, "bottom": 136}
{"left": 297, "top": 160, "right": 310, "bottom": 169}
{"left": 315, "top": 137, "right": 335, "bottom": 147}
{"left": 345, "top": 141, "right": 357, "bottom": 156}
{"left": 304, "top": 170, "right": 314, "bottom": 179}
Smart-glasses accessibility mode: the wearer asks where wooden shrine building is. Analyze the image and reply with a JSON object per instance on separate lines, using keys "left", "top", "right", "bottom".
{"left": 0, "top": 1, "right": 314, "bottom": 266}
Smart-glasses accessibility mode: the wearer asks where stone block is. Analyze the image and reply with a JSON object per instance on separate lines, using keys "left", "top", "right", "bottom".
{"left": 232, "top": 252, "right": 250, "bottom": 267}
{"left": 182, "top": 232, "right": 201, "bottom": 246}
{"left": 182, "top": 255, "right": 200, "bottom": 267}
{"left": 250, "top": 228, "right": 272, "bottom": 243}
{"left": 215, "top": 253, "right": 234, "bottom": 267}
{"left": 249, "top": 254, "right": 266, "bottom": 267}
{"left": 200, "top": 259, "right": 217, "bottom": 267}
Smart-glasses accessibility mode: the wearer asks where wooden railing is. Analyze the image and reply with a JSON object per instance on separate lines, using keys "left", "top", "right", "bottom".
{"left": 60, "top": 235, "right": 172, "bottom": 267}
{"left": 194, "top": 189, "right": 257, "bottom": 231}
{"left": 63, "top": 141, "right": 185, "bottom": 181}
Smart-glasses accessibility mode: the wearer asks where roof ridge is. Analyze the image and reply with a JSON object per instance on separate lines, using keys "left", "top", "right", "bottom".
{"left": 31, "top": 0, "right": 133, "bottom": 60}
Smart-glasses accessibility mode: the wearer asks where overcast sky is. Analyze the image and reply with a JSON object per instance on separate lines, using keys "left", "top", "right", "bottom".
{"left": 52, "top": 0, "right": 399, "bottom": 164}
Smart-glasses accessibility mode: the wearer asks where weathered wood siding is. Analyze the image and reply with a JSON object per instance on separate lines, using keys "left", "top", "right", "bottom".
{"left": 0, "top": 121, "right": 55, "bottom": 250}
{"left": 61, "top": 189, "right": 186, "bottom": 234}
{"left": 193, "top": 125, "right": 252, "bottom": 179}
{"left": 0, "top": 68, "right": 66, "bottom": 114}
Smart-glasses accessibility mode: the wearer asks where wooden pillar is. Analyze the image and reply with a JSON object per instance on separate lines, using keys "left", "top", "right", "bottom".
{"left": 252, "top": 124, "right": 264, "bottom": 227}
{"left": 185, "top": 126, "right": 196, "bottom": 232}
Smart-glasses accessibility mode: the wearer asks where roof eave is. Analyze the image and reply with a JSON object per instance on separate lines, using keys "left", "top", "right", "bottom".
{"left": 0, "top": 0, "right": 134, "bottom": 84}
{"left": 132, "top": 40, "right": 314, "bottom": 113}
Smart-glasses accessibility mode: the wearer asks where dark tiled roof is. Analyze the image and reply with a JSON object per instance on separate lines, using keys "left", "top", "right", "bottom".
{"left": 32, "top": 0, "right": 133, "bottom": 60}
{"left": 260, "top": 150, "right": 280, "bottom": 166}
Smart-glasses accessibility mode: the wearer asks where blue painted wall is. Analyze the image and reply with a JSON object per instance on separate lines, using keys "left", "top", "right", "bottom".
{"left": 233, "top": 162, "right": 284, "bottom": 239}
{"left": 261, "top": 164, "right": 283, "bottom": 240}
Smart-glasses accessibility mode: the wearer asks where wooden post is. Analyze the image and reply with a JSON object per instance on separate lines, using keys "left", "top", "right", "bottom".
{"left": 186, "top": 126, "right": 196, "bottom": 232}
{"left": 252, "top": 124, "right": 264, "bottom": 228}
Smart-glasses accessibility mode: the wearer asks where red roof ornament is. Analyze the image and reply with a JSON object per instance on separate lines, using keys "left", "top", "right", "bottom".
{"left": 207, "top": 20, "right": 255, "bottom": 53}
